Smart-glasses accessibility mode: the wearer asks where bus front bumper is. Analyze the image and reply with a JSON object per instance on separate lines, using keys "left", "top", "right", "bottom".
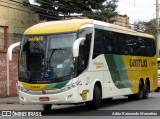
{"left": 19, "top": 87, "right": 79, "bottom": 105}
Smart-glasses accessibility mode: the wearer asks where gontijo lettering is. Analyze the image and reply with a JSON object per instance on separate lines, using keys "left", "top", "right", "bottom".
{"left": 130, "top": 59, "right": 147, "bottom": 67}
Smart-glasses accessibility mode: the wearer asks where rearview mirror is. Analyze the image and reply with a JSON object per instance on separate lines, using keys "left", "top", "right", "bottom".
{"left": 7, "top": 42, "right": 21, "bottom": 61}
{"left": 73, "top": 37, "right": 86, "bottom": 57}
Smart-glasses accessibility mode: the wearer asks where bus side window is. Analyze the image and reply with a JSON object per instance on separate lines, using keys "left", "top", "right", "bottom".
{"left": 77, "top": 33, "right": 92, "bottom": 74}
{"left": 78, "top": 44, "right": 86, "bottom": 73}
{"left": 85, "top": 33, "right": 91, "bottom": 57}
{"left": 93, "top": 29, "right": 105, "bottom": 58}
{"left": 136, "top": 38, "right": 146, "bottom": 56}
{"left": 104, "top": 32, "right": 114, "bottom": 54}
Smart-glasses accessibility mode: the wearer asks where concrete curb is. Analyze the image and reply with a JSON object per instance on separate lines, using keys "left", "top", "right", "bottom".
{"left": 0, "top": 97, "right": 19, "bottom": 104}
{"left": 0, "top": 101, "right": 19, "bottom": 104}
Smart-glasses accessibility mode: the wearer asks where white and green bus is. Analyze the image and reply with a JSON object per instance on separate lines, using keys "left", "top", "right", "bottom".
{"left": 16, "top": 19, "right": 157, "bottom": 111}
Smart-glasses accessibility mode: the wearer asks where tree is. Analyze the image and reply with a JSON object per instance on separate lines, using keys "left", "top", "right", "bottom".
{"left": 84, "top": 0, "right": 118, "bottom": 22}
{"left": 26, "top": 0, "right": 118, "bottom": 22}
{"left": 145, "top": 19, "right": 156, "bottom": 36}
{"left": 133, "top": 21, "right": 146, "bottom": 32}
{"left": 133, "top": 19, "right": 156, "bottom": 37}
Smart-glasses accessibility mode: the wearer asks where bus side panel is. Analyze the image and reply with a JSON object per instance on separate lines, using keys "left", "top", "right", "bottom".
{"left": 88, "top": 54, "right": 133, "bottom": 99}
{"left": 122, "top": 55, "right": 158, "bottom": 93}
{"left": 77, "top": 71, "right": 103, "bottom": 102}
{"left": 104, "top": 54, "right": 133, "bottom": 96}
{"left": 86, "top": 54, "right": 157, "bottom": 100}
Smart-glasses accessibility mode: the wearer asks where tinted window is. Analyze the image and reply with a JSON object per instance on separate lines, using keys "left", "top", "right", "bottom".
{"left": 93, "top": 28, "right": 156, "bottom": 59}
{"left": 93, "top": 29, "right": 117, "bottom": 58}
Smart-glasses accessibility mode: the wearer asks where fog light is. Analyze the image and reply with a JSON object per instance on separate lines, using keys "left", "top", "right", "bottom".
{"left": 65, "top": 94, "right": 72, "bottom": 101}
{"left": 68, "top": 94, "right": 72, "bottom": 99}
{"left": 21, "top": 97, "right": 26, "bottom": 102}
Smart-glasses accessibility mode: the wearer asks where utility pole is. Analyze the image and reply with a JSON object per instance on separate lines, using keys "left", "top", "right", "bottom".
{"left": 156, "top": 0, "right": 160, "bottom": 56}
{"left": 134, "top": 0, "right": 136, "bottom": 7}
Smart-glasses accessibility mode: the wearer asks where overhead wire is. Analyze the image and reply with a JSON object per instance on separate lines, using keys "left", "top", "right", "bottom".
{"left": 0, "top": 0, "right": 155, "bottom": 30}
{"left": 37, "top": 0, "right": 82, "bottom": 13}
{"left": 8, "top": 0, "right": 59, "bottom": 15}
{"left": 0, "top": 3, "right": 61, "bottom": 20}
{"left": 0, "top": 0, "right": 61, "bottom": 19}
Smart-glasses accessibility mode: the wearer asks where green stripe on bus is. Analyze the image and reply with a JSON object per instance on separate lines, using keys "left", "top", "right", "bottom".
{"left": 114, "top": 55, "right": 131, "bottom": 88}
{"left": 105, "top": 54, "right": 131, "bottom": 88}
{"left": 44, "top": 80, "right": 69, "bottom": 89}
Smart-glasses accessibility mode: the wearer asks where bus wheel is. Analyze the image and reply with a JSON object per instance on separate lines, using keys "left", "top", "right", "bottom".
{"left": 42, "top": 104, "right": 52, "bottom": 111}
{"left": 155, "top": 88, "right": 160, "bottom": 92}
{"left": 102, "top": 97, "right": 113, "bottom": 103}
{"left": 135, "top": 81, "right": 144, "bottom": 100}
{"left": 143, "top": 82, "right": 149, "bottom": 99}
{"left": 86, "top": 85, "right": 101, "bottom": 110}
{"left": 128, "top": 95, "right": 134, "bottom": 100}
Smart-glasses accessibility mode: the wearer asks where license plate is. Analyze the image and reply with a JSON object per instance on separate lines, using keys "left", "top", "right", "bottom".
{"left": 39, "top": 97, "right": 49, "bottom": 101}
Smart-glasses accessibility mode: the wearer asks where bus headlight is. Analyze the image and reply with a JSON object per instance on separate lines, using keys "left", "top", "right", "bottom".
{"left": 61, "top": 81, "right": 80, "bottom": 92}
{"left": 18, "top": 85, "right": 28, "bottom": 92}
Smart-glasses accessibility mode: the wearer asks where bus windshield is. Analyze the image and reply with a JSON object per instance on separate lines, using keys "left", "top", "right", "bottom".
{"left": 19, "top": 33, "right": 76, "bottom": 83}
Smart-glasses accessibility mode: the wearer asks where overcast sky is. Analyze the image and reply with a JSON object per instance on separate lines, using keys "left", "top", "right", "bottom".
{"left": 117, "top": 0, "right": 155, "bottom": 23}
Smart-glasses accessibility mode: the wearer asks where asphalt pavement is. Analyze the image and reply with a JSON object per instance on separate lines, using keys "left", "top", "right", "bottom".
{"left": 1, "top": 93, "right": 160, "bottom": 119}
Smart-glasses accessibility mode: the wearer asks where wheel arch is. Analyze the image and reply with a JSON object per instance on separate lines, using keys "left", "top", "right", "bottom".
{"left": 90, "top": 79, "right": 103, "bottom": 100}
{"left": 146, "top": 78, "right": 150, "bottom": 92}
{"left": 140, "top": 78, "right": 144, "bottom": 86}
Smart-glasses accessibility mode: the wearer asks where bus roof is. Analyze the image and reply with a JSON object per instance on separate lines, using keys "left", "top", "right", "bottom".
{"left": 24, "top": 19, "right": 92, "bottom": 35}
{"left": 24, "top": 19, "right": 154, "bottom": 39}
{"left": 93, "top": 20, "right": 154, "bottom": 39}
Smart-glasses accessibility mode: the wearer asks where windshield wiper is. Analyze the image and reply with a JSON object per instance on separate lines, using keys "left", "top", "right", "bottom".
{"left": 48, "top": 48, "right": 66, "bottom": 64}
{"left": 45, "top": 48, "right": 67, "bottom": 78}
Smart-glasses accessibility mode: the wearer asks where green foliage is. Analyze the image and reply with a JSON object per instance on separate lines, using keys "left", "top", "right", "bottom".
{"left": 28, "top": 0, "right": 118, "bottom": 22}
{"left": 84, "top": 0, "right": 118, "bottom": 22}
{"left": 134, "top": 19, "right": 156, "bottom": 37}
{"left": 145, "top": 19, "right": 156, "bottom": 36}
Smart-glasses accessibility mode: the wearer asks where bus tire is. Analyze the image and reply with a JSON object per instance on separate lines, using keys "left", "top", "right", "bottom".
{"left": 135, "top": 81, "right": 144, "bottom": 100}
{"left": 102, "top": 97, "right": 113, "bottom": 103}
{"left": 42, "top": 104, "right": 52, "bottom": 111}
{"left": 143, "top": 81, "right": 149, "bottom": 99}
{"left": 86, "top": 85, "right": 101, "bottom": 110}
{"left": 128, "top": 95, "right": 134, "bottom": 100}
{"left": 155, "top": 88, "right": 160, "bottom": 92}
